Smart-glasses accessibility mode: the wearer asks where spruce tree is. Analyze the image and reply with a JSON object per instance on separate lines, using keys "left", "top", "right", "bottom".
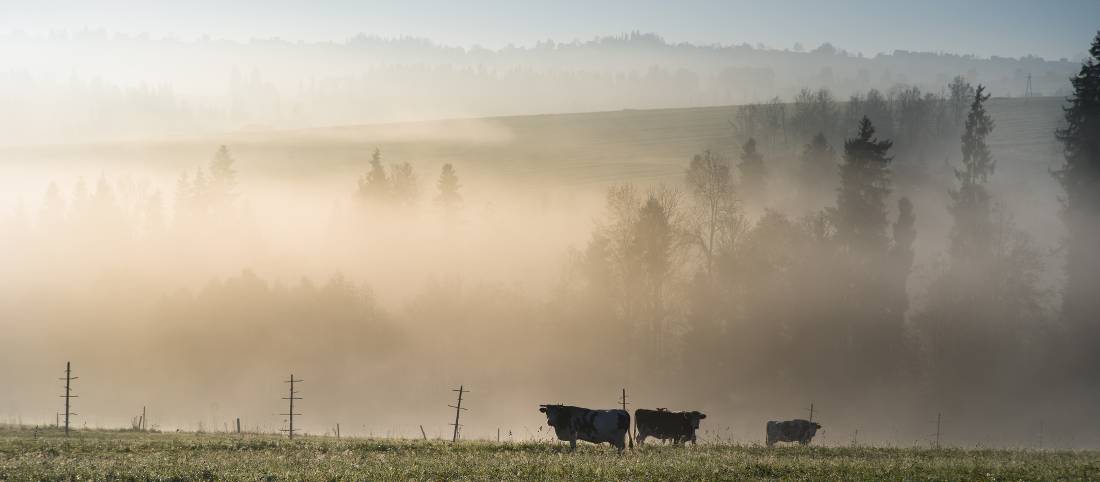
{"left": 358, "top": 148, "right": 390, "bottom": 204}
{"left": 948, "top": 75, "right": 975, "bottom": 131}
{"left": 208, "top": 145, "right": 238, "bottom": 209}
{"left": 435, "top": 163, "right": 462, "bottom": 208}
{"left": 1055, "top": 31, "right": 1100, "bottom": 363}
{"left": 949, "top": 85, "right": 995, "bottom": 262}
{"left": 834, "top": 116, "right": 893, "bottom": 252}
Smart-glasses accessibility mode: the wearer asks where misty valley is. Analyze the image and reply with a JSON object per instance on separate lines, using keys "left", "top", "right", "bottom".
{"left": 2, "top": 8, "right": 1100, "bottom": 480}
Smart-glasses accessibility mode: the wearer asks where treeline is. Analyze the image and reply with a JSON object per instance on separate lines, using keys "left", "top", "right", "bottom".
{"left": 733, "top": 78, "right": 975, "bottom": 170}
{"left": 1, "top": 30, "right": 1078, "bottom": 144}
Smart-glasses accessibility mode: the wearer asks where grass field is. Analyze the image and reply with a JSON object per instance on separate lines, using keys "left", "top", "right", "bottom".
{"left": 2, "top": 426, "right": 1098, "bottom": 481}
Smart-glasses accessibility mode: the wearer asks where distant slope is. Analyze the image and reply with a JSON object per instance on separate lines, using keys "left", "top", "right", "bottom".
{"left": 3, "top": 97, "right": 1064, "bottom": 190}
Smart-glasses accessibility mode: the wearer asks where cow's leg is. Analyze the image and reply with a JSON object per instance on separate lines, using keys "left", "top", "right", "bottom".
{"left": 614, "top": 436, "right": 625, "bottom": 454}
{"left": 569, "top": 438, "right": 577, "bottom": 452}
{"left": 636, "top": 431, "right": 647, "bottom": 446}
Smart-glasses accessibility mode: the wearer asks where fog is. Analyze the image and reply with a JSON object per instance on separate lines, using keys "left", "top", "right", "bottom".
{"left": 0, "top": 32, "right": 1081, "bottom": 145}
{"left": 2, "top": 31, "right": 1098, "bottom": 450}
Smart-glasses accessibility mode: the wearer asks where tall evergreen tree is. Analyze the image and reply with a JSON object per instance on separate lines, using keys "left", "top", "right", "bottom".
{"left": 435, "top": 163, "right": 462, "bottom": 209}
{"left": 207, "top": 145, "right": 238, "bottom": 209}
{"left": 833, "top": 116, "right": 893, "bottom": 252}
{"left": 358, "top": 148, "right": 390, "bottom": 204}
{"left": 950, "top": 85, "right": 995, "bottom": 261}
{"left": 1055, "top": 31, "right": 1100, "bottom": 367}
{"left": 918, "top": 83, "right": 1045, "bottom": 395}
{"left": 737, "top": 138, "right": 766, "bottom": 201}
{"left": 948, "top": 75, "right": 975, "bottom": 131}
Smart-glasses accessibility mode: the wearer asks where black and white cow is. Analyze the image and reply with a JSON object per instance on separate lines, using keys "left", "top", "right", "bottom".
{"left": 635, "top": 408, "right": 706, "bottom": 445}
{"left": 538, "top": 405, "right": 630, "bottom": 452}
{"left": 765, "top": 419, "right": 821, "bottom": 446}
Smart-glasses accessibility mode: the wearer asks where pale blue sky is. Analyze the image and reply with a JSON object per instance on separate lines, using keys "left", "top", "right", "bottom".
{"left": 1, "top": 0, "right": 1096, "bottom": 60}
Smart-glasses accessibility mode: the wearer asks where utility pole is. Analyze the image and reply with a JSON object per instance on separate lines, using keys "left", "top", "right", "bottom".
{"left": 934, "top": 412, "right": 942, "bottom": 449}
{"left": 1025, "top": 73, "right": 1034, "bottom": 101}
{"left": 619, "top": 388, "right": 634, "bottom": 446}
{"left": 58, "top": 361, "right": 78, "bottom": 437}
{"left": 1038, "top": 420, "right": 1044, "bottom": 450}
{"left": 280, "top": 374, "right": 303, "bottom": 439}
{"left": 807, "top": 403, "right": 815, "bottom": 423}
{"left": 141, "top": 406, "right": 146, "bottom": 431}
{"left": 449, "top": 385, "right": 467, "bottom": 443}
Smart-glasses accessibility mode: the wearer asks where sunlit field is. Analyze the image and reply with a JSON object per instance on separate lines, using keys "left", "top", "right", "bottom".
{"left": 2, "top": 426, "right": 1098, "bottom": 481}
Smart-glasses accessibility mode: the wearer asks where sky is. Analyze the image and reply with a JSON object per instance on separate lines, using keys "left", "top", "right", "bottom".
{"left": 0, "top": 0, "right": 1097, "bottom": 60}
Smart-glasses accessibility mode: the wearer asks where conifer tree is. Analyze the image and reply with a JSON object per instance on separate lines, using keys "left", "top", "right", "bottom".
{"left": 435, "top": 163, "right": 462, "bottom": 209}
{"left": 833, "top": 117, "right": 893, "bottom": 252}
{"left": 359, "top": 148, "right": 390, "bottom": 205}
{"left": 949, "top": 85, "right": 995, "bottom": 262}
{"left": 207, "top": 145, "right": 238, "bottom": 209}
{"left": 1055, "top": 31, "right": 1100, "bottom": 364}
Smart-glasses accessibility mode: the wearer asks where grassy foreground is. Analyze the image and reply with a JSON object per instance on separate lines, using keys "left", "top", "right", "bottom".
{"left": 1, "top": 426, "right": 1098, "bottom": 481}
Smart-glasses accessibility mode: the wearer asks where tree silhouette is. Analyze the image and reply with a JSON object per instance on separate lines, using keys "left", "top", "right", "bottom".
{"left": 833, "top": 117, "right": 893, "bottom": 253}
{"left": 948, "top": 75, "right": 975, "bottom": 131}
{"left": 800, "top": 132, "right": 836, "bottom": 187}
{"left": 358, "top": 148, "right": 390, "bottom": 205}
{"left": 917, "top": 82, "right": 1045, "bottom": 394}
{"left": 207, "top": 145, "right": 238, "bottom": 209}
{"left": 435, "top": 163, "right": 462, "bottom": 210}
{"left": 390, "top": 162, "right": 418, "bottom": 208}
{"left": 1054, "top": 30, "right": 1100, "bottom": 371}
{"left": 950, "top": 85, "right": 995, "bottom": 261}
{"left": 737, "top": 138, "right": 766, "bottom": 202}
{"left": 685, "top": 150, "right": 738, "bottom": 276}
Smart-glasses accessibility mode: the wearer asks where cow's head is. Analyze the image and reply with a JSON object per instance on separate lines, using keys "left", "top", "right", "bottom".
{"left": 810, "top": 422, "right": 821, "bottom": 434}
{"left": 539, "top": 405, "right": 565, "bottom": 427}
{"left": 685, "top": 411, "right": 707, "bottom": 429}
